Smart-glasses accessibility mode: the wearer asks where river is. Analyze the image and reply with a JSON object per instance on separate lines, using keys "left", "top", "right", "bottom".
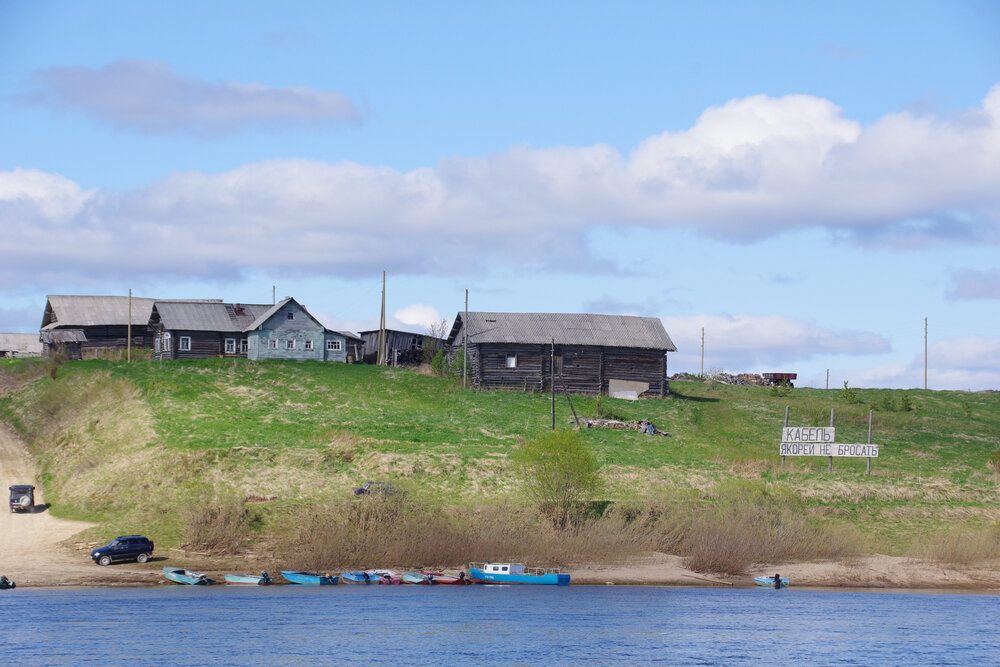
{"left": 2, "top": 584, "right": 997, "bottom": 665}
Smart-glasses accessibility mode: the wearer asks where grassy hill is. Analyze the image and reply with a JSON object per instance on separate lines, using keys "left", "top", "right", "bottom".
{"left": 1, "top": 357, "right": 998, "bottom": 571}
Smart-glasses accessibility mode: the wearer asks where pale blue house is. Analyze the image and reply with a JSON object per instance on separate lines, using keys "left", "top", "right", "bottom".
{"left": 245, "top": 297, "right": 352, "bottom": 362}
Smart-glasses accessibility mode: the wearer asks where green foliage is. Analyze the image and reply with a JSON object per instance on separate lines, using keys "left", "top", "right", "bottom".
{"left": 962, "top": 400, "right": 973, "bottom": 418}
{"left": 594, "top": 394, "right": 630, "bottom": 421}
{"left": 900, "top": 393, "right": 913, "bottom": 412}
{"left": 989, "top": 450, "right": 1000, "bottom": 473}
{"left": 512, "top": 430, "right": 601, "bottom": 528}
{"left": 429, "top": 349, "right": 446, "bottom": 376}
{"left": 840, "top": 381, "right": 859, "bottom": 404}
{"left": 769, "top": 379, "right": 792, "bottom": 397}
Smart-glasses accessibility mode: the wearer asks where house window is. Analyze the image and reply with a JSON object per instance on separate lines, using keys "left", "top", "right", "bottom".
{"left": 327, "top": 340, "right": 342, "bottom": 351}
{"left": 240, "top": 339, "right": 248, "bottom": 353}
{"left": 304, "top": 340, "right": 313, "bottom": 351}
{"left": 286, "top": 339, "right": 296, "bottom": 350}
{"left": 287, "top": 312, "right": 294, "bottom": 320}
{"left": 179, "top": 336, "right": 191, "bottom": 352}
{"left": 505, "top": 354, "right": 517, "bottom": 369}
{"left": 225, "top": 338, "right": 236, "bottom": 354}
{"left": 269, "top": 339, "right": 278, "bottom": 350}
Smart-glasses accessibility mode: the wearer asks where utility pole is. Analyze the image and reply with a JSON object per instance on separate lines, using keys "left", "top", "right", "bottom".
{"left": 700, "top": 327, "right": 705, "bottom": 377}
{"left": 826, "top": 369, "right": 829, "bottom": 390}
{"left": 127, "top": 289, "right": 132, "bottom": 363}
{"left": 551, "top": 338, "right": 556, "bottom": 430}
{"left": 378, "top": 272, "right": 386, "bottom": 366}
{"left": 272, "top": 285, "right": 275, "bottom": 305}
{"left": 463, "top": 289, "right": 468, "bottom": 389}
{"left": 924, "top": 317, "right": 928, "bottom": 390}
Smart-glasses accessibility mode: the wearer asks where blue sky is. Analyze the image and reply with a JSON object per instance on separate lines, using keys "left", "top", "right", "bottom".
{"left": 2, "top": 1, "right": 999, "bottom": 389}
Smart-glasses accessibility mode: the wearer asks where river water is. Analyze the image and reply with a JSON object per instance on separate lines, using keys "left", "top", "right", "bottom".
{"left": 2, "top": 584, "right": 997, "bottom": 665}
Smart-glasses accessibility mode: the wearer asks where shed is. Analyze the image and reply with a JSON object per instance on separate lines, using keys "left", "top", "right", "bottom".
{"left": 40, "top": 295, "right": 159, "bottom": 358}
{"left": 0, "top": 333, "right": 44, "bottom": 358}
{"left": 447, "top": 312, "right": 677, "bottom": 396}
{"left": 358, "top": 328, "right": 444, "bottom": 365}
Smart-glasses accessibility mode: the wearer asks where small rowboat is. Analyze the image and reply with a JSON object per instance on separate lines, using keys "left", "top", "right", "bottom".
{"left": 225, "top": 571, "right": 274, "bottom": 585}
{"left": 754, "top": 575, "right": 789, "bottom": 588}
{"left": 400, "top": 572, "right": 430, "bottom": 584}
{"left": 469, "top": 562, "right": 570, "bottom": 586}
{"left": 421, "top": 571, "right": 471, "bottom": 585}
{"left": 281, "top": 571, "right": 338, "bottom": 585}
{"left": 163, "top": 566, "right": 213, "bottom": 585}
{"left": 340, "top": 571, "right": 379, "bottom": 584}
{"left": 365, "top": 569, "right": 401, "bottom": 585}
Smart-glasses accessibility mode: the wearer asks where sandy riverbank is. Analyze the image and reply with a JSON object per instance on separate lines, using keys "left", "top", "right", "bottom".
{"left": 3, "top": 421, "right": 999, "bottom": 590}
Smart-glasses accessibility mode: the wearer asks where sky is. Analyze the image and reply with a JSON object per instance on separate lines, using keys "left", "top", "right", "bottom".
{"left": 1, "top": 1, "right": 999, "bottom": 390}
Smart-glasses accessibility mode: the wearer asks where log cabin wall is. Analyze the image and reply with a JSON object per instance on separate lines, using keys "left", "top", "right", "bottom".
{"left": 77, "top": 325, "right": 153, "bottom": 357}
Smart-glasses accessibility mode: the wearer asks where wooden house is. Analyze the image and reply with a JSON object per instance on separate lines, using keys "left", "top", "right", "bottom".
{"left": 358, "top": 328, "right": 444, "bottom": 365}
{"left": 151, "top": 297, "right": 354, "bottom": 362}
{"left": 40, "top": 295, "right": 159, "bottom": 358}
{"left": 446, "top": 312, "right": 677, "bottom": 396}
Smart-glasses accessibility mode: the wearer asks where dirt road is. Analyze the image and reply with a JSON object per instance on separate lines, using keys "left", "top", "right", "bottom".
{"left": 0, "top": 422, "right": 156, "bottom": 586}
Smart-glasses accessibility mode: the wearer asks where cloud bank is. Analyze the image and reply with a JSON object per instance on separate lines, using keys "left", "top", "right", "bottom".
{"left": 4, "top": 86, "right": 1000, "bottom": 283}
{"left": 16, "top": 59, "right": 362, "bottom": 136}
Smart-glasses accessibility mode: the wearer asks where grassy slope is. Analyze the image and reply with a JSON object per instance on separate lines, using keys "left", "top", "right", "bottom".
{"left": 1, "top": 358, "right": 998, "bottom": 556}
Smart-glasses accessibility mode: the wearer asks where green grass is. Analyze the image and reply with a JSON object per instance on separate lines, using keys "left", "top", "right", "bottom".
{"left": 1, "top": 357, "right": 998, "bottom": 559}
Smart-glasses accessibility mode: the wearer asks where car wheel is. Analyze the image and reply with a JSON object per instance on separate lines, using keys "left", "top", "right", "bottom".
{"left": 137, "top": 553, "right": 149, "bottom": 563}
{"left": 98, "top": 555, "right": 112, "bottom": 566}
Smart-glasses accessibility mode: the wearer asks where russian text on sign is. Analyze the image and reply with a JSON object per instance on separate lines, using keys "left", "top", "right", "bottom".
{"left": 779, "top": 443, "right": 879, "bottom": 458}
{"left": 781, "top": 427, "right": 835, "bottom": 443}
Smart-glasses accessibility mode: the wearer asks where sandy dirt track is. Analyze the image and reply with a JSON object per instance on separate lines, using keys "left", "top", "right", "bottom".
{"left": 0, "top": 422, "right": 157, "bottom": 586}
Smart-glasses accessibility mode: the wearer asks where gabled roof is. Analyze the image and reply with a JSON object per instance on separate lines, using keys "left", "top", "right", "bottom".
{"left": 42, "top": 295, "right": 159, "bottom": 329}
{"left": 153, "top": 301, "right": 272, "bottom": 332}
{"left": 447, "top": 312, "right": 677, "bottom": 351}
{"left": 241, "top": 297, "right": 327, "bottom": 333}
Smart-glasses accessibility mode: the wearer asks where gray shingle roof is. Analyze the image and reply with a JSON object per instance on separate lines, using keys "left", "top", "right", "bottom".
{"left": 42, "top": 295, "right": 159, "bottom": 329}
{"left": 448, "top": 312, "right": 676, "bottom": 351}
{"left": 154, "top": 301, "right": 272, "bottom": 332}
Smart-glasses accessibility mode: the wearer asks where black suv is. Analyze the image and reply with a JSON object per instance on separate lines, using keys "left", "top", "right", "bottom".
{"left": 90, "top": 535, "right": 155, "bottom": 566}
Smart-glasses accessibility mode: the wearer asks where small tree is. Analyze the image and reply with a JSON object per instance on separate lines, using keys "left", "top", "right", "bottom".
{"left": 512, "top": 430, "right": 601, "bottom": 529}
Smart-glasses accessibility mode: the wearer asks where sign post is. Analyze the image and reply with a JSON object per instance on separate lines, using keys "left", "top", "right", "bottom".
{"left": 780, "top": 406, "right": 879, "bottom": 473}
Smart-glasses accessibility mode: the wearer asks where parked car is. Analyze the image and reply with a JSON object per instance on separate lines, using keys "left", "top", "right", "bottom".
{"left": 90, "top": 535, "right": 155, "bottom": 566}
{"left": 8, "top": 485, "right": 34, "bottom": 513}
{"left": 352, "top": 480, "right": 398, "bottom": 496}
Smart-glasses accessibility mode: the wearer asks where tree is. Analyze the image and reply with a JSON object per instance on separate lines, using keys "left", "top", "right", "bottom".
{"left": 512, "top": 430, "right": 601, "bottom": 528}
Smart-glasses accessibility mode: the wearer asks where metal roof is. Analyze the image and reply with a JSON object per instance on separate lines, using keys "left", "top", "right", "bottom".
{"left": 154, "top": 301, "right": 272, "bottom": 332}
{"left": 447, "top": 312, "right": 676, "bottom": 351}
{"left": 0, "top": 333, "right": 44, "bottom": 354}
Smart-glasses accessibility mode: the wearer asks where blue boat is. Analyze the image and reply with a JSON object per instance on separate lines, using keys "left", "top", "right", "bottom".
{"left": 754, "top": 575, "right": 790, "bottom": 588}
{"left": 280, "top": 570, "right": 338, "bottom": 585}
{"left": 468, "top": 562, "right": 570, "bottom": 586}
{"left": 163, "top": 566, "right": 214, "bottom": 585}
{"left": 340, "top": 571, "right": 380, "bottom": 584}
{"left": 400, "top": 572, "right": 430, "bottom": 584}
{"left": 224, "top": 571, "right": 274, "bottom": 585}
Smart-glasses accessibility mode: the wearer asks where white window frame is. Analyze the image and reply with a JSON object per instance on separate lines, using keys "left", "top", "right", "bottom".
{"left": 225, "top": 338, "right": 236, "bottom": 354}
{"left": 505, "top": 354, "right": 517, "bottom": 369}
{"left": 327, "top": 340, "right": 342, "bottom": 351}
{"left": 304, "top": 340, "right": 313, "bottom": 351}
{"left": 179, "top": 336, "right": 192, "bottom": 352}
{"left": 286, "top": 339, "right": 296, "bottom": 350}
{"left": 269, "top": 339, "right": 278, "bottom": 350}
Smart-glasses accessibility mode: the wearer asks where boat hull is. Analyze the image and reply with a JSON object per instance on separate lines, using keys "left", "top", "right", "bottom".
{"left": 421, "top": 572, "right": 471, "bottom": 585}
{"left": 163, "top": 567, "right": 213, "bottom": 585}
{"left": 754, "top": 576, "right": 789, "bottom": 588}
{"left": 225, "top": 574, "right": 273, "bottom": 585}
{"left": 400, "top": 572, "right": 430, "bottom": 584}
{"left": 340, "top": 571, "right": 380, "bottom": 584}
{"left": 280, "top": 571, "right": 338, "bottom": 585}
{"left": 469, "top": 568, "right": 570, "bottom": 586}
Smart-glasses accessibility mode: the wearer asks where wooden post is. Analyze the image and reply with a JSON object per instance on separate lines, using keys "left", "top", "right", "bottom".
{"left": 550, "top": 338, "right": 556, "bottom": 430}
{"left": 924, "top": 317, "right": 928, "bottom": 390}
{"left": 127, "top": 288, "right": 132, "bottom": 363}
{"left": 828, "top": 408, "right": 835, "bottom": 472}
{"left": 700, "top": 327, "right": 704, "bottom": 377}
{"left": 377, "top": 271, "right": 386, "bottom": 366}
{"left": 781, "top": 405, "right": 788, "bottom": 469}
{"left": 867, "top": 410, "right": 873, "bottom": 475}
{"left": 463, "top": 290, "right": 468, "bottom": 390}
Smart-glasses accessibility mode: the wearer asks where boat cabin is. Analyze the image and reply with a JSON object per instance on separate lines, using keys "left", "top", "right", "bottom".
{"left": 482, "top": 562, "right": 525, "bottom": 575}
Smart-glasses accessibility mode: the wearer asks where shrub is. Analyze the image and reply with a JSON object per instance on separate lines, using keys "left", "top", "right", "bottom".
{"left": 769, "top": 379, "right": 791, "bottom": 397}
{"left": 182, "top": 493, "right": 260, "bottom": 554}
{"left": 594, "top": 395, "right": 629, "bottom": 421}
{"left": 989, "top": 450, "right": 1000, "bottom": 473}
{"left": 840, "top": 381, "right": 858, "bottom": 404}
{"left": 512, "top": 430, "right": 601, "bottom": 529}
{"left": 900, "top": 393, "right": 913, "bottom": 412}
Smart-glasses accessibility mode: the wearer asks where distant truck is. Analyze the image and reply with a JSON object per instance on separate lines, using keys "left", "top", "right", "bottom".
{"left": 8, "top": 485, "right": 34, "bottom": 513}
{"left": 762, "top": 373, "right": 797, "bottom": 387}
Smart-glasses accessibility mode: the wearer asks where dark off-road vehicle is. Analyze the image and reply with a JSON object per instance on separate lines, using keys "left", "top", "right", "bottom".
{"left": 90, "top": 535, "right": 155, "bottom": 566}
{"left": 9, "top": 485, "right": 34, "bottom": 513}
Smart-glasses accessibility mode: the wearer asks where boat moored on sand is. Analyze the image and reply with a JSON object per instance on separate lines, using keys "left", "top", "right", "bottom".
{"left": 469, "top": 562, "right": 570, "bottom": 586}
{"left": 225, "top": 571, "right": 274, "bottom": 585}
{"left": 754, "top": 575, "right": 789, "bottom": 588}
{"left": 281, "top": 571, "right": 338, "bottom": 585}
{"left": 163, "top": 567, "right": 214, "bottom": 585}
{"left": 421, "top": 571, "right": 471, "bottom": 585}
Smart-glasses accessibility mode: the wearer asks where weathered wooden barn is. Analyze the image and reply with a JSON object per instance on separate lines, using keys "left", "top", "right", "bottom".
{"left": 0, "top": 333, "right": 44, "bottom": 358}
{"left": 151, "top": 297, "right": 356, "bottom": 362}
{"left": 446, "top": 312, "right": 677, "bottom": 396}
{"left": 40, "top": 295, "right": 158, "bottom": 358}
{"left": 358, "top": 328, "right": 444, "bottom": 365}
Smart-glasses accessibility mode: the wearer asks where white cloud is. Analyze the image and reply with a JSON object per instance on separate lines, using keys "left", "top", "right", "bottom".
{"left": 392, "top": 304, "right": 444, "bottom": 331}
{"left": 662, "top": 313, "right": 891, "bottom": 372}
{"left": 947, "top": 269, "right": 1000, "bottom": 299}
{"left": 16, "top": 59, "right": 362, "bottom": 136}
{"left": 4, "top": 85, "right": 1000, "bottom": 283}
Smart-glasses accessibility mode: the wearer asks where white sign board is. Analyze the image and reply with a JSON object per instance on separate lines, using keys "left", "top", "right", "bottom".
{"left": 780, "top": 442, "right": 879, "bottom": 458}
{"left": 782, "top": 427, "right": 835, "bottom": 443}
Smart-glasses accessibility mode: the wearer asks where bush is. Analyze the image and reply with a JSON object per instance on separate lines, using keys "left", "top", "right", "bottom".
{"left": 769, "top": 380, "right": 791, "bottom": 397}
{"left": 512, "top": 430, "right": 601, "bottom": 529}
{"left": 840, "top": 381, "right": 859, "bottom": 404}
{"left": 182, "top": 493, "right": 260, "bottom": 554}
